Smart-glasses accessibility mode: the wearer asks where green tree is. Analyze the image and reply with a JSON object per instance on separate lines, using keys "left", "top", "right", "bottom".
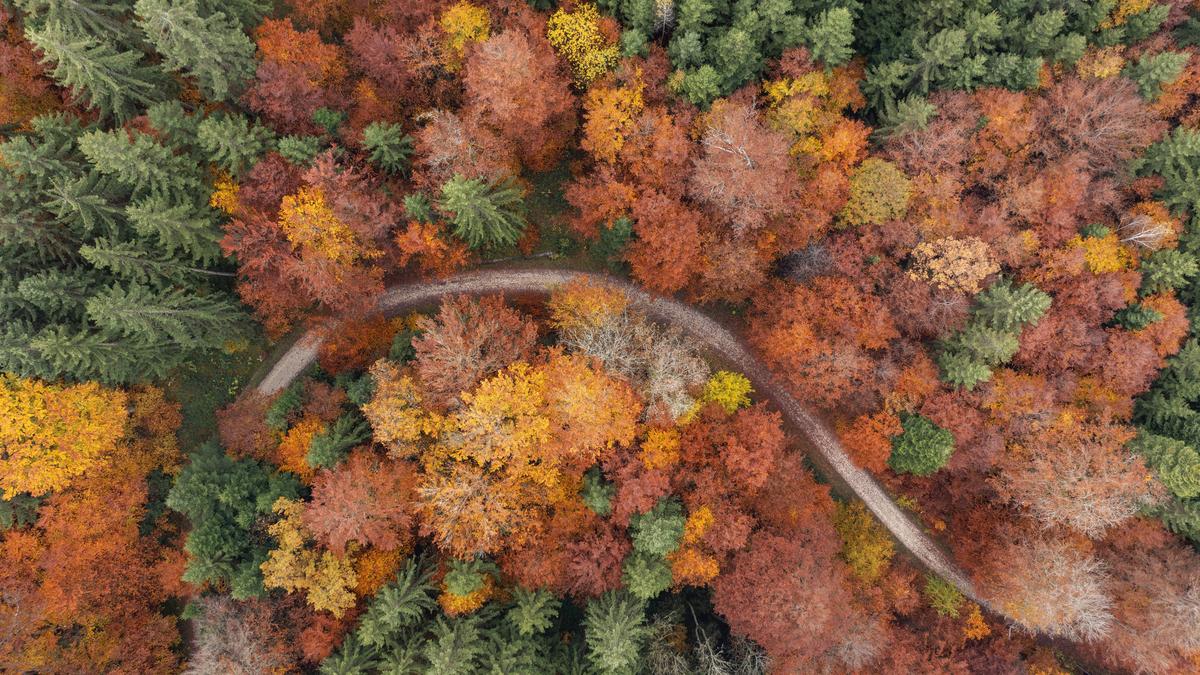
{"left": 629, "top": 498, "right": 684, "bottom": 556}
{"left": 972, "top": 280, "right": 1051, "bottom": 332}
{"left": 166, "top": 441, "right": 300, "bottom": 598}
{"left": 1114, "top": 303, "right": 1163, "bottom": 331}
{"left": 77, "top": 128, "right": 203, "bottom": 200}
{"left": 135, "top": 0, "right": 256, "bottom": 101}
{"left": 584, "top": 590, "right": 648, "bottom": 675}
{"left": 276, "top": 135, "right": 325, "bottom": 166}
{"left": 355, "top": 557, "right": 438, "bottom": 647}
{"left": 25, "top": 22, "right": 166, "bottom": 120}
{"left": 1136, "top": 127, "right": 1200, "bottom": 221}
{"left": 439, "top": 175, "right": 528, "bottom": 249}
{"left": 508, "top": 588, "right": 559, "bottom": 637}
{"left": 80, "top": 237, "right": 232, "bottom": 287}
{"left": 84, "top": 282, "right": 243, "bottom": 350}
{"left": 306, "top": 410, "right": 371, "bottom": 468}
{"left": 889, "top": 413, "right": 954, "bottom": 476}
{"left": 946, "top": 323, "right": 1019, "bottom": 366}
{"left": 621, "top": 552, "right": 673, "bottom": 600}
{"left": 265, "top": 380, "right": 304, "bottom": 432}
{"left": 125, "top": 197, "right": 222, "bottom": 263}
{"left": 800, "top": 7, "right": 854, "bottom": 66}
{"left": 1131, "top": 431, "right": 1200, "bottom": 499}
{"left": 362, "top": 122, "right": 415, "bottom": 176}
{"left": 581, "top": 467, "right": 615, "bottom": 516}
{"left": 197, "top": 113, "right": 275, "bottom": 176}
{"left": 1123, "top": 51, "right": 1189, "bottom": 101}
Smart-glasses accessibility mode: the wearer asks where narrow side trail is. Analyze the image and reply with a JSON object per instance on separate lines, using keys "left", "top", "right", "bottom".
{"left": 255, "top": 268, "right": 984, "bottom": 606}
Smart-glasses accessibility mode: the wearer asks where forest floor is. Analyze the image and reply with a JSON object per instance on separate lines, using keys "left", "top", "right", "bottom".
{"left": 253, "top": 267, "right": 986, "bottom": 610}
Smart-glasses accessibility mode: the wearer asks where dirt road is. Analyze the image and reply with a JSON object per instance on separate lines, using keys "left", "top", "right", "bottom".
{"left": 255, "top": 268, "right": 984, "bottom": 606}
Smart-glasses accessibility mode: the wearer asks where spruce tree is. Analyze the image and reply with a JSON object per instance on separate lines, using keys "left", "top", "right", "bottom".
{"left": 77, "top": 128, "right": 203, "bottom": 200}
{"left": 508, "top": 588, "right": 559, "bottom": 636}
{"left": 25, "top": 22, "right": 166, "bottom": 120}
{"left": 1124, "top": 51, "right": 1189, "bottom": 101}
{"left": 125, "top": 197, "right": 222, "bottom": 263}
{"left": 362, "top": 121, "right": 415, "bottom": 176}
{"left": 196, "top": 112, "right": 275, "bottom": 177}
{"left": 439, "top": 175, "right": 528, "bottom": 249}
{"left": 888, "top": 413, "right": 955, "bottom": 476}
{"left": 1140, "top": 249, "right": 1198, "bottom": 295}
{"left": 277, "top": 135, "right": 326, "bottom": 166}
{"left": 972, "top": 280, "right": 1051, "bottom": 332}
{"left": 583, "top": 590, "right": 648, "bottom": 675}
{"left": 80, "top": 237, "right": 231, "bottom": 286}
{"left": 84, "top": 283, "right": 243, "bottom": 351}
{"left": 622, "top": 552, "right": 673, "bottom": 600}
{"left": 629, "top": 498, "right": 684, "bottom": 556}
{"left": 1131, "top": 431, "right": 1200, "bottom": 499}
{"left": 135, "top": 0, "right": 256, "bottom": 101}
{"left": 306, "top": 411, "right": 372, "bottom": 468}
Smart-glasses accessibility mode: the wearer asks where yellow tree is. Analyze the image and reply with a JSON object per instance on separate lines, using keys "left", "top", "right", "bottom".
{"left": 542, "top": 350, "right": 641, "bottom": 472}
{"left": 438, "top": 1, "right": 491, "bottom": 72}
{"left": 546, "top": 3, "right": 619, "bottom": 86}
{"left": 581, "top": 79, "right": 645, "bottom": 164}
{"left": 261, "top": 497, "right": 358, "bottom": 617}
{"left": 0, "top": 374, "right": 128, "bottom": 497}
{"left": 279, "top": 186, "right": 379, "bottom": 267}
{"left": 908, "top": 236, "right": 1000, "bottom": 294}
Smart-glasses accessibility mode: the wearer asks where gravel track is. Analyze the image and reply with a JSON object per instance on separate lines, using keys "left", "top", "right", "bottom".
{"left": 255, "top": 268, "right": 984, "bottom": 606}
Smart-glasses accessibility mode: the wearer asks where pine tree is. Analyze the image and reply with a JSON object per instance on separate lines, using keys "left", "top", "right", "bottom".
{"left": 508, "top": 588, "right": 559, "bottom": 636}
{"left": 14, "top": 0, "right": 137, "bottom": 44}
{"left": 972, "top": 280, "right": 1051, "bottom": 331}
{"left": 166, "top": 441, "right": 300, "bottom": 598}
{"left": 85, "top": 282, "right": 242, "bottom": 351}
{"left": 25, "top": 22, "right": 166, "bottom": 120}
{"left": 1131, "top": 431, "right": 1200, "bottom": 499}
{"left": 1136, "top": 126, "right": 1200, "bottom": 219}
{"left": 265, "top": 380, "right": 304, "bottom": 432}
{"left": 439, "top": 175, "right": 527, "bottom": 249}
{"left": 319, "top": 636, "right": 380, "bottom": 675}
{"left": 355, "top": 557, "right": 438, "bottom": 647}
{"left": 582, "top": 467, "right": 615, "bottom": 516}
{"left": 584, "top": 590, "right": 648, "bottom": 675}
{"left": 1140, "top": 249, "right": 1198, "bottom": 295}
{"left": 306, "top": 411, "right": 371, "bottom": 468}
{"left": 629, "top": 498, "right": 684, "bottom": 556}
{"left": 945, "top": 323, "right": 1019, "bottom": 366}
{"left": 801, "top": 7, "right": 854, "bottom": 66}
{"left": 80, "top": 237, "right": 232, "bottom": 286}
{"left": 888, "top": 413, "right": 954, "bottom": 476}
{"left": 1123, "top": 51, "right": 1189, "bottom": 101}
{"left": 196, "top": 112, "right": 274, "bottom": 176}
{"left": 1113, "top": 303, "right": 1163, "bottom": 331}
{"left": 135, "top": 0, "right": 256, "bottom": 101}
{"left": 125, "top": 196, "right": 222, "bottom": 264}
{"left": 621, "top": 552, "right": 673, "bottom": 600}
{"left": 362, "top": 122, "right": 415, "bottom": 176}
{"left": 424, "top": 615, "right": 486, "bottom": 675}
{"left": 276, "top": 135, "right": 325, "bottom": 166}
{"left": 78, "top": 128, "right": 202, "bottom": 200}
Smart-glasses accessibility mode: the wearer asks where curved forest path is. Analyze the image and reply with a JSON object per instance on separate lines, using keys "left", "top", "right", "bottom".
{"left": 255, "top": 268, "right": 985, "bottom": 607}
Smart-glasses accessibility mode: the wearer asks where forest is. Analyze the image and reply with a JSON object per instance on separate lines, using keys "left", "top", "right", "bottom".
{"left": 2, "top": 0, "right": 1200, "bottom": 673}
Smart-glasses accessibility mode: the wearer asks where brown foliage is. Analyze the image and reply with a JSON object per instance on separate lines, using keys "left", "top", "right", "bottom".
{"left": 303, "top": 450, "right": 419, "bottom": 554}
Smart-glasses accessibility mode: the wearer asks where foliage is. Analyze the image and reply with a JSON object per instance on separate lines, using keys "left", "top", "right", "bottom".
{"left": 547, "top": 3, "right": 619, "bottom": 86}
{"left": 924, "top": 575, "right": 964, "bottom": 618}
{"left": 833, "top": 501, "right": 894, "bottom": 585}
{"left": 0, "top": 374, "right": 127, "bottom": 497}
{"left": 839, "top": 158, "right": 911, "bottom": 227}
{"left": 261, "top": 496, "right": 358, "bottom": 617}
{"left": 438, "top": 175, "right": 528, "bottom": 249}
{"left": 888, "top": 413, "right": 954, "bottom": 476}
{"left": 583, "top": 590, "right": 648, "bottom": 675}
{"left": 362, "top": 121, "right": 414, "bottom": 176}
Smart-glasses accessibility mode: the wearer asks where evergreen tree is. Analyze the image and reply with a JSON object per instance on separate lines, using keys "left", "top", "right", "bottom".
{"left": 1131, "top": 431, "right": 1200, "bottom": 500}
{"left": 972, "top": 280, "right": 1051, "bottom": 332}
{"left": 0, "top": 493, "right": 43, "bottom": 531}
{"left": 306, "top": 410, "right": 371, "bottom": 468}
{"left": 946, "top": 323, "right": 1020, "bottom": 366}
{"left": 888, "top": 413, "right": 954, "bottom": 476}
{"left": 800, "top": 7, "right": 855, "bottom": 67}
{"left": 166, "top": 441, "right": 300, "bottom": 598}
{"left": 84, "top": 282, "right": 243, "bottom": 351}
{"left": 362, "top": 122, "right": 415, "bottom": 176}
{"left": 1113, "top": 303, "right": 1163, "bottom": 331}
{"left": 125, "top": 196, "right": 222, "bottom": 264}
{"left": 508, "top": 588, "right": 559, "bottom": 637}
{"left": 77, "top": 128, "right": 203, "bottom": 200}
{"left": 276, "top": 135, "right": 326, "bottom": 166}
{"left": 196, "top": 112, "right": 275, "bottom": 177}
{"left": 1140, "top": 249, "right": 1198, "bottom": 295}
{"left": 319, "top": 635, "right": 381, "bottom": 675}
{"left": 584, "top": 590, "right": 648, "bottom": 675}
{"left": 25, "top": 22, "right": 166, "bottom": 120}
{"left": 582, "top": 467, "right": 615, "bottom": 516}
{"left": 629, "top": 498, "right": 684, "bottom": 556}
{"left": 424, "top": 615, "right": 486, "bottom": 675}
{"left": 404, "top": 193, "right": 435, "bottom": 223}
{"left": 622, "top": 552, "right": 673, "bottom": 600}
{"left": 1137, "top": 127, "right": 1200, "bottom": 224}
{"left": 265, "top": 379, "right": 305, "bottom": 432}
{"left": 80, "top": 237, "right": 231, "bottom": 287}
{"left": 1123, "top": 51, "right": 1189, "bottom": 101}
{"left": 135, "top": 0, "right": 256, "bottom": 101}
{"left": 439, "top": 175, "right": 528, "bottom": 249}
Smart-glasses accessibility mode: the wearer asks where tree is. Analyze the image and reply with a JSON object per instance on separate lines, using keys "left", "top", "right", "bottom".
{"left": 438, "top": 1, "right": 491, "bottom": 72}
{"left": 624, "top": 190, "right": 703, "bottom": 294}
{"left": 438, "top": 175, "right": 527, "bottom": 249}
{"left": 0, "top": 374, "right": 127, "bottom": 497}
{"left": 908, "top": 237, "right": 999, "bottom": 294}
{"left": 995, "top": 416, "right": 1160, "bottom": 538}
{"left": 186, "top": 596, "right": 299, "bottom": 674}
{"left": 306, "top": 411, "right": 371, "bottom": 468}
{"left": 412, "top": 294, "right": 538, "bottom": 409}
{"left": 84, "top": 283, "right": 243, "bottom": 351}
{"left": 583, "top": 590, "right": 648, "bottom": 675}
{"left": 261, "top": 497, "right": 358, "bottom": 617}
{"left": 303, "top": 450, "right": 419, "bottom": 554}
{"left": 839, "top": 158, "right": 911, "bottom": 226}
{"left": 833, "top": 501, "right": 894, "bottom": 585}
{"left": 464, "top": 30, "right": 576, "bottom": 172}
{"left": 888, "top": 413, "right": 954, "bottom": 475}
{"left": 978, "top": 534, "right": 1113, "bottom": 642}
{"left": 197, "top": 113, "right": 274, "bottom": 177}
{"left": 166, "top": 441, "right": 300, "bottom": 599}
{"left": 134, "top": 0, "right": 256, "bottom": 101}
{"left": 1130, "top": 431, "right": 1200, "bottom": 499}
{"left": 25, "top": 22, "right": 165, "bottom": 120}
{"left": 362, "top": 122, "right": 414, "bottom": 175}
{"left": 546, "top": 3, "right": 619, "bottom": 86}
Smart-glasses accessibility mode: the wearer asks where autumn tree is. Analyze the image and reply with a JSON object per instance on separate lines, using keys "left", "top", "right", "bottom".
{"left": 303, "top": 449, "right": 419, "bottom": 554}
{"left": 411, "top": 294, "right": 538, "bottom": 409}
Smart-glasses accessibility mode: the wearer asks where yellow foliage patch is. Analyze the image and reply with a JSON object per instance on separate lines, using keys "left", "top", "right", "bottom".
{"left": 547, "top": 3, "right": 619, "bottom": 86}
{"left": 641, "top": 427, "right": 681, "bottom": 470}
{"left": 439, "top": 1, "right": 491, "bottom": 71}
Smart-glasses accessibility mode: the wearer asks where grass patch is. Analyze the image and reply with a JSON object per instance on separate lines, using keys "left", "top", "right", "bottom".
{"left": 162, "top": 333, "right": 269, "bottom": 452}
